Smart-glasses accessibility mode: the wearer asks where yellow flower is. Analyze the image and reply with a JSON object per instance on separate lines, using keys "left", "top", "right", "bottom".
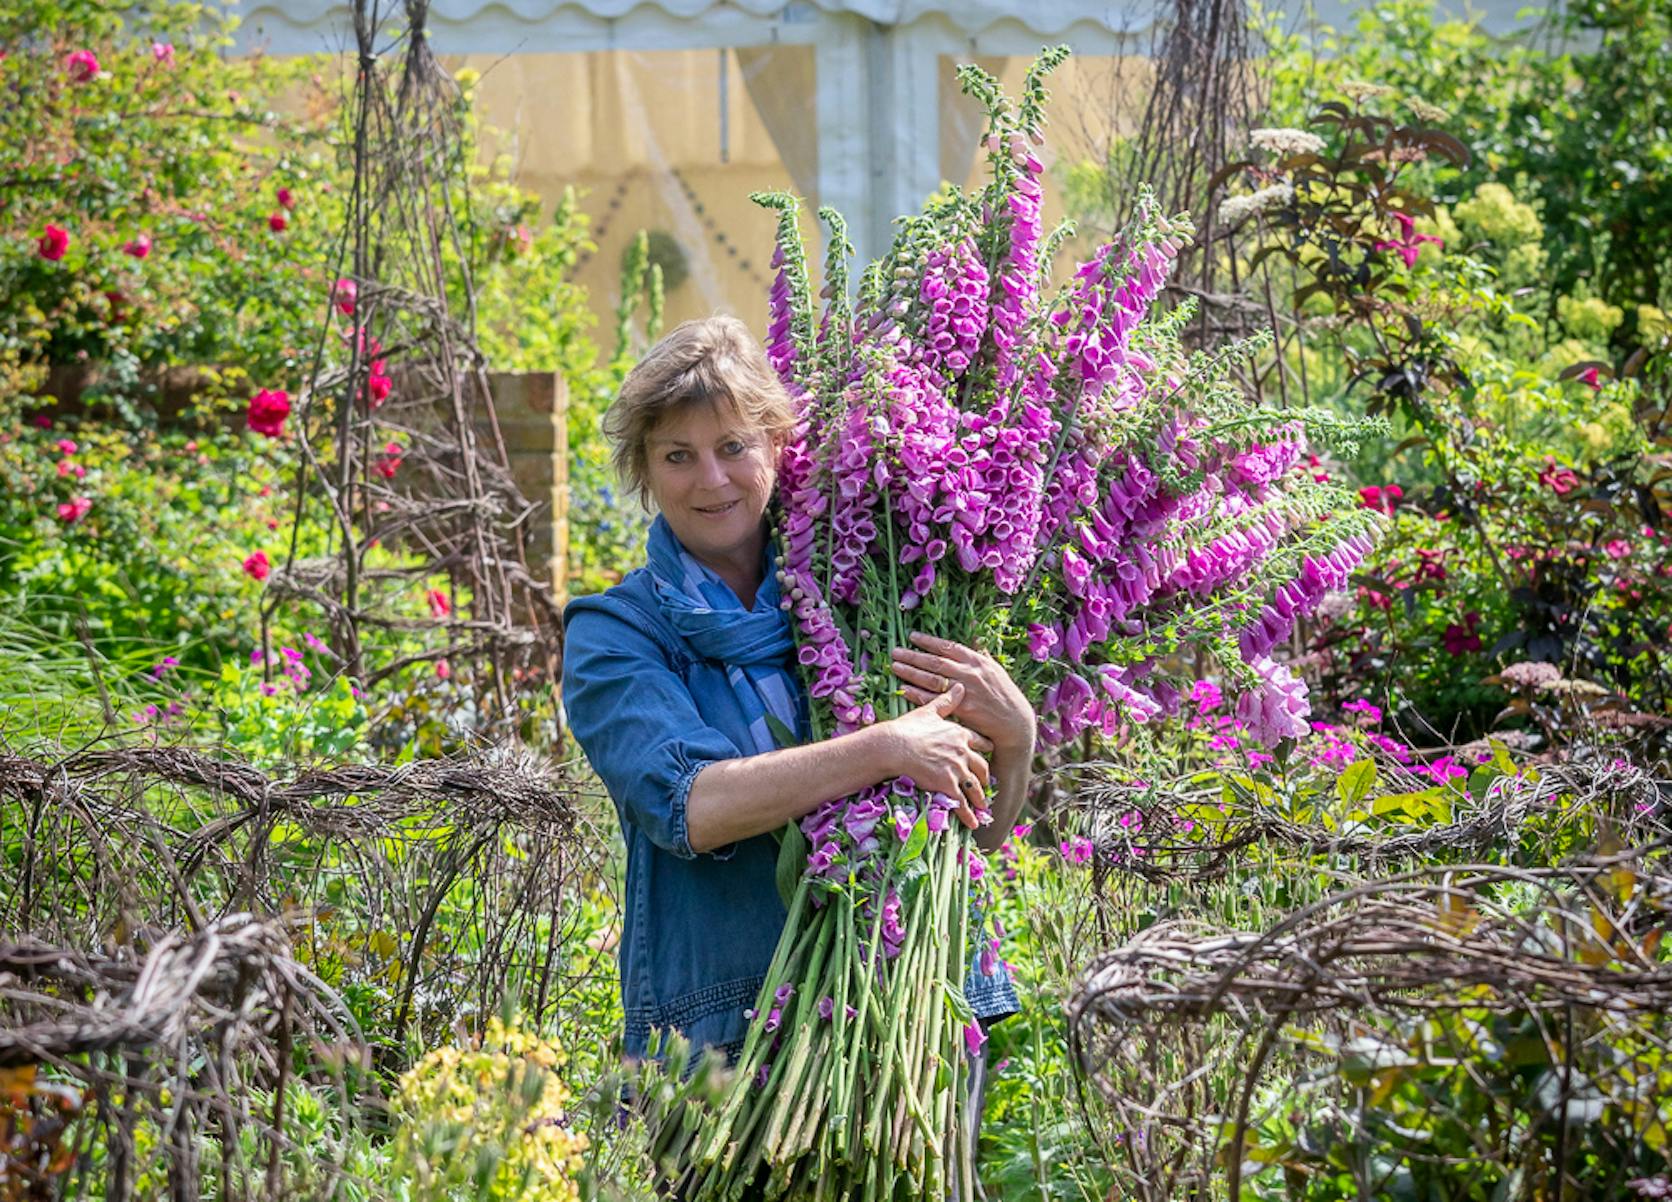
{"left": 1454, "top": 182, "right": 1542, "bottom": 246}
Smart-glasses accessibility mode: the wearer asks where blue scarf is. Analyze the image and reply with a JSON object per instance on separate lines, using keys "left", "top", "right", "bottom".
{"left": 645, "top": 514, "right": 802, "bottom": 754}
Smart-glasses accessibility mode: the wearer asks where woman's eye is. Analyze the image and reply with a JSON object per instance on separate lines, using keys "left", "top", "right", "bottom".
{"left": 722, "top": 441, "right": 746, "bottom": 455}
{"left": 666, "top": 450, "right": 689, "bottom": 464}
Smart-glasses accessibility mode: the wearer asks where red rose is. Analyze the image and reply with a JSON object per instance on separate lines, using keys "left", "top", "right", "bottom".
{"left": 276, "top": 186, "right": 295, "bottom": 209}
{"left": 1357, "top": 483, "right": 1403, "bottom": 514}
{"left": 374, "top": 441, "right": 403, "bottom": 479}
{"left": 246, "top": 388, "right": 290, "bottom": 438}
{"left": 332, "top": 277, "right": 357, "bottom": 316}
{"left": 243, "top": 550, "right": 271, "bottom": 581}
{"left": 268, "top": 211, "right": 288, "bottom": 233}
{"left": 37, "top": 224, "right": 69, "bottom": 261}
{"left": 427, "top": 588, "right": 450, "bottom": 618}
{"left": 123, "top": 233, "right": 152, "bottom": 259}
{"left": 1442, "top": 612, "right": 1483, "bottom": 656}
{"left": 64, "top": 49, "right": 99, "bottom": 83}
{"left": 366, "top": 360, "right": 392, "bottom": 407}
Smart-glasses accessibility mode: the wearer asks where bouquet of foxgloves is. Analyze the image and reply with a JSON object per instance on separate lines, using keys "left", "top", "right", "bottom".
{"left": 651, "top": 48, "right": 1380, "bottom": 1202}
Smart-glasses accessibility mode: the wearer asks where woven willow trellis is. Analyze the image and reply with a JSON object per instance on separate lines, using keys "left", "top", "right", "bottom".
{"left": 262, "top": 0, "right": 561, "bottom": 718}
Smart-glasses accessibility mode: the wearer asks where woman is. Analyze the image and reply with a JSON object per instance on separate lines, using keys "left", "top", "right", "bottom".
{"left": 562, "top": 315, "right": 1033, "bottom": 1072}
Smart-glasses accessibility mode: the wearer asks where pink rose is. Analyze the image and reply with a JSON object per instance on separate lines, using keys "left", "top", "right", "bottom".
{"left": 57, "top": 496, "right": 93, "bottom": 524}
{"left": 242, "top": 550, "right": 271, "bottom": 581}
{"left": 427, "top": 588, "right": 451, "bottom": 618}
{"left": 37, "top": 224, "right": 70, "bottom": 261}
{"left": 56, "top": 439, "right": 77, "bottom": 455}
{"left": 1537, "top": 457, "right": 1579, "bottom": 496}
{"left": 151, "top": 42, "right": 175, "bottom": 67}
{"left": 267, "top": 211, "right": 288, "bottom": 233}
{"left": 122, "top": 233, "right": 152, "bottom": 259}
{"left": 1606, "top": 539, "right": 1631, "bottom": 560}
{"left": 1577, "top": 365, "right": 1602, "bottom": 391}
{"left": 435, "top": 659, "right": 451, "bottom": 680}
{"left": 245, "top": 388, "right": 290, "bottom": 438}
{"left": 64, "top": 49, "right": 100, "bottom": 83}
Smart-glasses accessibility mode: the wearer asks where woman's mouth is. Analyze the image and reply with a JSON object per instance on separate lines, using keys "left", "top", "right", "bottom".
{"left": 694, "top": 500, "right": 739, "bottom": 517}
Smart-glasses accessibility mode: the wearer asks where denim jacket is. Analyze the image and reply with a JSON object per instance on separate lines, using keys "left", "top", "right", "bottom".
{"left": 563, "top": 566, "right": 1019, "bottom": 1063}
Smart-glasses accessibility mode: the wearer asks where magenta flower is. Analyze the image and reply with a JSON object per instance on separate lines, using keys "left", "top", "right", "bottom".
{"left": 37, "top": 224, "right": 70, "bottom": 261}
{"left": 333, "top": 277, "right": 358, "bottom": 316}
{"left": 56, "top": 496, "right": 93, "bottom": 524}
{"left": 64, "top": 49, "right": 100, "bottom": 83}
{"left": 245, "top": 389, "right": 290, "bottom": 438}
{"left": 1374, "top": 211, "right": 1442, "bottom": 268}
{"left": 1058, "top": 836, "right": 1093, "bottom": 866}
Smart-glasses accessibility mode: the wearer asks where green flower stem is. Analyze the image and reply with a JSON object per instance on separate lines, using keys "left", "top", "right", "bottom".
{"left": 696, "top": 878, "right": 813, "bottom": 1168}
{"left": 830, "top": 893, "right": 855, "bottom": 1158}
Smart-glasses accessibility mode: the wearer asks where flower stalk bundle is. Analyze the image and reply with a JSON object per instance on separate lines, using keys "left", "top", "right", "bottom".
{"left": 654, "top": 49, "right": 1380, "bottom": 1201}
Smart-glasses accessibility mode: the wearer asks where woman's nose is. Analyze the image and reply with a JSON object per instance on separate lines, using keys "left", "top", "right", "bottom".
{"left": 697, "top": 453, "right": 729, "bottom": 487}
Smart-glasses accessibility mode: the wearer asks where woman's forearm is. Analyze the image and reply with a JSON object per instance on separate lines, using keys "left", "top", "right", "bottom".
{"left": 686, "top": 725, "right": 900, "bottom": 853}
{"left": 974, "top": 737, "right": 1033, "bottom": 855}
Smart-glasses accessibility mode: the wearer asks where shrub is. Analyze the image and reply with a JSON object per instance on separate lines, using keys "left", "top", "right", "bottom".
{"left": 391, "top": 1016, "right": 588, "bottom": 1202}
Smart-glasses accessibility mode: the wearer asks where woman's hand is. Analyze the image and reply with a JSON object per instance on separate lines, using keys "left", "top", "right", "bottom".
{"left": 880, "top": 683, "right": 992, "bottom": 830}
{"left": 891, "top": 633, "right": 1037, "bottom": 757}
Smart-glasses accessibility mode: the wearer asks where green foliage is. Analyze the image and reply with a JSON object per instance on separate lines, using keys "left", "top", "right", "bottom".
{"left": 0, "top": 411, "right": 301, "bottom": 678}
{"left": 1261, "top": 0, "right": 1671, "bottom": 340}
{"left": 1200, "top": 76, "right": 1672, "bottom": 738}
{"left": 0, "top": 0, "right": 339, "bottom": 410}
{"left": 213, "top": 656, "right": 367, "bottom": 766}
{"left": 389, "top": 1014, "right": 588, "bottom": 1202}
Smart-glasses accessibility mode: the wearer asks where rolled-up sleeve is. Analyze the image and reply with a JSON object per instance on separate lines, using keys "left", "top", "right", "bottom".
{"left": 562, "top": 607, "right": 742, "bottom": 859}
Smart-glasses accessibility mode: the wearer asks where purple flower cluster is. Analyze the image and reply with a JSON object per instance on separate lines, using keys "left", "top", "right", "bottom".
{"left": 753, "top": 66, "right": 1379, "bottom": 912}
{"left": 989, "top": 133, "right": 1046, "bottom": 390}
{"left": 914, "top": 238, "right": 988, "bottom": 392}
{"left": 1238, "top": 532, "right": 1376, "bottom": 661}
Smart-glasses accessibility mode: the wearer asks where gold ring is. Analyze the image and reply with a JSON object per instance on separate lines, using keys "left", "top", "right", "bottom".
{"left": 936, "top": 674, "right": 950, "bottom": 692}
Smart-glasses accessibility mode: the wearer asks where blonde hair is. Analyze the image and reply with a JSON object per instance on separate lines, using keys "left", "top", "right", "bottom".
{"left": 605, "top": 315, "right": 797, "bottom": 507}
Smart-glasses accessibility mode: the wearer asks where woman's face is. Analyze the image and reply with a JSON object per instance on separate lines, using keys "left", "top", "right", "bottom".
{"left": 644, "top": 399, "right": 777, "bottom": 572}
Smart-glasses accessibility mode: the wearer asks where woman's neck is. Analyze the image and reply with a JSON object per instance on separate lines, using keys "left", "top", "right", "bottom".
{"left": 696, "top": 529, "right": 766, "bottom": 609}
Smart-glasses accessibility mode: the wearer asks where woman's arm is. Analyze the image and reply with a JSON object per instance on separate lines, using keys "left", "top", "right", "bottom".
{"left": 687, "top": 685, "right": 993, "bottom": 853}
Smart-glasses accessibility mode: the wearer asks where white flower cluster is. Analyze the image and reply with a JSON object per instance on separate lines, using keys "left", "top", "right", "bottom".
{"left": 1250, "top": 127, "right": 1326, "bottom": 157}
{"left": 1218, "top": 182, "right": 1294, "bottom": 225}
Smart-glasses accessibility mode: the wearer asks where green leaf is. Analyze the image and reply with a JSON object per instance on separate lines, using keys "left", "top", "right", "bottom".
{"left": 764, "top": 711, "right": 801, "bottom": 749}
{"left": 897, "top": 812, "right": 929, "bottom": 866}
{"left": 1336, "top": 758, "right": 1378, "bottom": 808}
{"left": 944, "top": 981, "right": 974, "bottom": 1027}
{"left": 1371, "top": 788, "right": 1444, "bottom": 821}
{"left": 774, "top": 820, "right": 808, "bottom": 909}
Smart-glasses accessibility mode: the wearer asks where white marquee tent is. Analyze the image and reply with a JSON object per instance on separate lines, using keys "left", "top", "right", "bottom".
{"left": 234, "top": 0, "right": 1536, "bottom": 326}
